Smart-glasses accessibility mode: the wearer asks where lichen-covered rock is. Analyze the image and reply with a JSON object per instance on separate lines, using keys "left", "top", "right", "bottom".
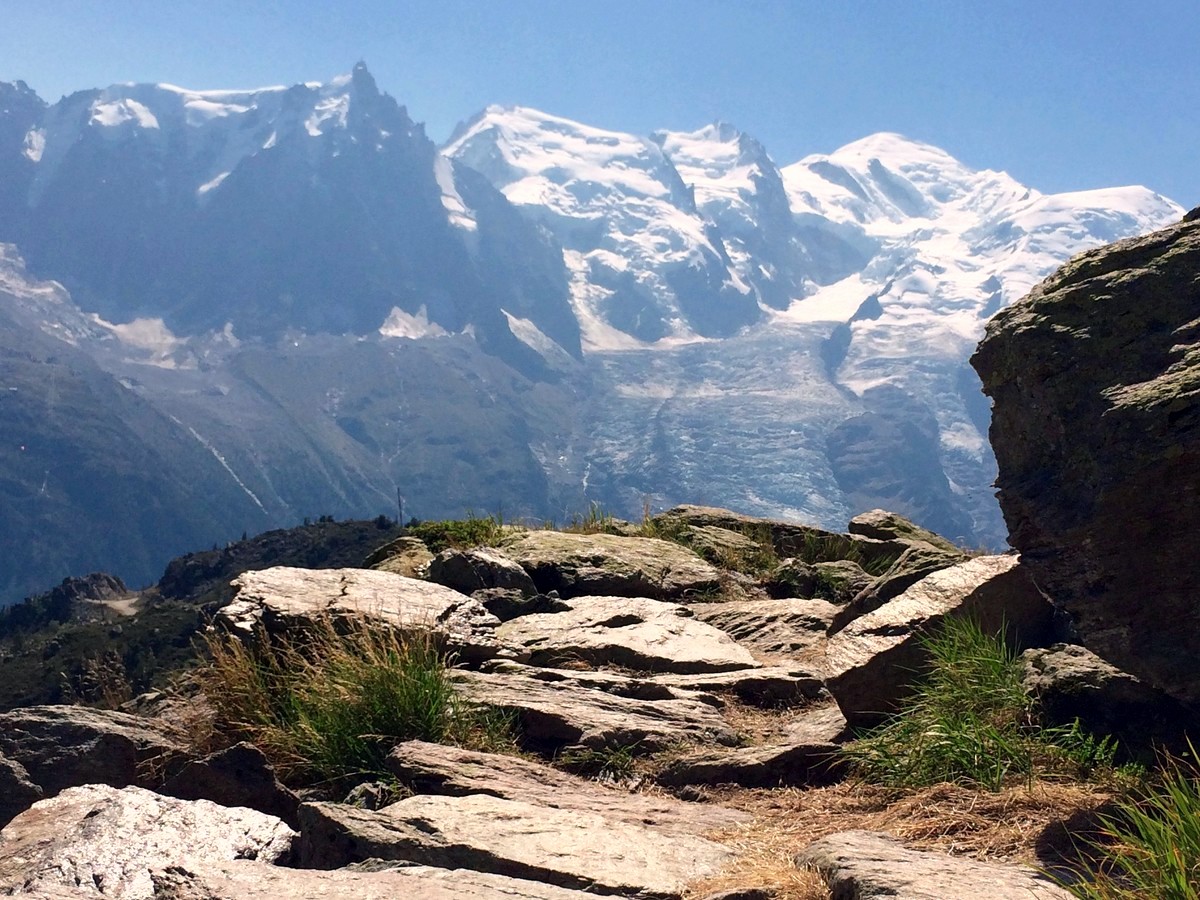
{"left": 0, "top": 784, "right": 294, "bottom": 899}
{"left": 498, "top": 531, "right": 722, "bottom": 601}
{"left": 824, "top": 555, "right": 1054, "bottom": 725}
{"left": 848, "top": 509, "right": 963, "bottom": 554}
{"left": 497, "top": 595, "right": 759, "bottom": 673}
{"left": 218, "top": 566, "right": 504, "bottom": 664}
{"left": 971, "top": 213, "right": 1200, "bottom": 707}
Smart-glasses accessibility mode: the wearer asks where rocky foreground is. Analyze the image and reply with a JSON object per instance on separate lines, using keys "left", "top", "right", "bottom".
{"left": 0, "top": 503, "right": 1186, "bottom": 900}
{"left": 4, "top": 210, "right": 1200, "bottom": 898}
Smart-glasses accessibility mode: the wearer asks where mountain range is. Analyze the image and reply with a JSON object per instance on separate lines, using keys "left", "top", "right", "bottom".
{"left": 0, "top": 65, "right": 1183, "bottom": 603}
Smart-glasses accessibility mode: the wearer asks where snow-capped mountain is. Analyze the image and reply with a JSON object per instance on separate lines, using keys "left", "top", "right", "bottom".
{"left": 0, "top": 68, "right": 1185, "bottom": 601}
{"left": 1, "top": 64, "right": 579, "bottom": 372}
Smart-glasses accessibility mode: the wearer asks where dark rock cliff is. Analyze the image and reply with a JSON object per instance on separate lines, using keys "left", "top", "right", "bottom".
{"left": 971, "top": 210, "right": 1200, "bottom": 707}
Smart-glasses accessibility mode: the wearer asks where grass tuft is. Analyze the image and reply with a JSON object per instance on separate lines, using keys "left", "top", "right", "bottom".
{"left": 407, "top": 512, "right": 508, "bottom": 553}
{"left": 1067, "top": 744, "right": 1200, "bottom": 899}
{"left": 844, "top": 617, "right": 1132, "bottom": 791}
{"left": 198, "top": 613, "right": 513, "bottom": 788}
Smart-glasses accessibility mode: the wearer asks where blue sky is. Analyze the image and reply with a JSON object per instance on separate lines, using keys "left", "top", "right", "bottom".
{"left": 3, "top": 0, "right": 1197, "bottom": 204}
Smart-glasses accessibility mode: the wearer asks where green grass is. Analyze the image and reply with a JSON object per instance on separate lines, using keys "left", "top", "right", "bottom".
{"left": 845, "top": 617, "right": 1128, "bottom": 791}
{"left": 407, "top": 512, "right": 508, "bottom": 553}
{"left": 199, "top": 613, "right": 514, "bottom": 788}
{"left": 561, "top": 502, "right": 622, "bottom": 535}
{"left": 1067, "top": 745, "right": 1200, "bottom": 899}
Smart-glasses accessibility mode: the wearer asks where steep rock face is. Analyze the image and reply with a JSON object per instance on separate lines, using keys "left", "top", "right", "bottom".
{"left": 972, "top": 212, "right": 1200, "bottom": 707}
{"left": 0, "top": 66, "right": 579, "bottom": 368}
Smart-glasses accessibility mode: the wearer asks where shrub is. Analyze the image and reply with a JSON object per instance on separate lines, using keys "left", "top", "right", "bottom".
{"left": 199, "top": 613, "right": 513, "bottom": 787}
{"left": 1068, "top": 745, "right": 1200, "bottom": 899}
{"left": 845, "top": 617, "right": 1125, "bottom": 791}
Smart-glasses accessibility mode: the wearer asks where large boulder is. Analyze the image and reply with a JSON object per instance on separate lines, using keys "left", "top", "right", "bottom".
{"left": 798, "top": 830, "right": 1071, "bottom": 899}
{"left": 823, "top": 555, "right": 1054, "bottom": 725}
{"left": 428, "top": 547, "right": 539, "bottom": 597}
{"left": 218, "top": 566, "right": 504, "bottom": 664}
{"left": 0, "top": 755, "right": 42, "bottom": 829}
{"left": 0, "top": 784, "right": 294, "bottom": 899}
{"left": 1020, "top": 644, "right": 1199, "bottom": 758}
{"left": 971, "top": 212, "right": 1200, "bottom": 707}
{"left": 0, "top": 705, "right": 188, "bottom": 798}
{"left": 496, "top": 595, "right": 759, "bottom": 673}
{"left": 497, "top": 531, "right": 722, "bottom": 601}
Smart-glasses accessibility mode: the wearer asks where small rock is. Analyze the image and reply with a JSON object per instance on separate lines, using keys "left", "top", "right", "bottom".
{"left": 848, "top": 509, "right": 963, "bottom": 553}
{"left": 363, "top": 535, "right": 434, "bottom": 577}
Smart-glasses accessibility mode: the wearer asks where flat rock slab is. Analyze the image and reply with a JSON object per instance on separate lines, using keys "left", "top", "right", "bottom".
{"left": 455, "top": 669, "right": 738, "bottom": 751}
{"left": 0, "top": 784, "right": 295, "bottom": 899}
{"left": 149, "top": 860, "right": 597, "bottom": 900}
{"left": 386, "top": 740, "right": 746, "bottom": 834}
{"left": 219, "top": 566, "right": 505, "bottom": 664}
{"left": 0, "top": 705, "right": 188, "bottom": 798}
{"left": 693, "top": 598, "right": 838, "bottom": 657}
{"left": 498, "top": 531, "right": 722, "bottom": 601}
{"left": 497, "top": 595, "right": 759, "bottom": 673}
{"left": 297, "top": 793, "right": 733, "bottom": 898}
{"left": 823, "top": 555, "right": 1054, "bottom": 726}
{"left": 481, "top": 660, "right": 826, "bottom": 708}
{"left": 798, "top": 830, "right": 1071, "bottom": 899}
{"left": 657, "top": 703, "right": 850, "bottom": 789}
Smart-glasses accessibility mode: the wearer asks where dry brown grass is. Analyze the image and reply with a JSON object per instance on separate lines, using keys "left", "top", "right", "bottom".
{"left": 687, "top": 779, "right": 1113, "bottom": 899}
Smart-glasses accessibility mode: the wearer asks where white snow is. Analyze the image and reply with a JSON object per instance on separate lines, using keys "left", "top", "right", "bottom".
{"left": 434, "top": 156, "right": 478, "bottom": 231}
{"left": 502, "top": 310, "right": 572, "bottom": 360}
{"left": 90, "top": 98, "right": 160, "bottom": 129}
{"left": 197, "top": 171, "right": 230, "bottom": 196}
{"left": 379, "top": 305, "right": 449, "bottom": 340}
{"left": 22, "top": 128, "right": 45, "bottom": 162}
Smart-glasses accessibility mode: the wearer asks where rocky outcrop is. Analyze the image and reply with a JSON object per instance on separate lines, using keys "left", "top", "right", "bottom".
{"left": 297, "top": 793, "right": 734, "bottom": 898}
{"left": 497, "top": 595, "right": 760, "bottom": 673}
{"left": 0, "top": 754, "right": 41, "bottom": 829}
{"left": 798, "top": 830, "right": 1072, "bottom": 899}
{"left": 0, "top": 784, "right": 295, "bottom": 898}
{"left": 385, "top": 741, "right": 745, "bottom": 833}
{"left": 823, "top": 555, "right": 1054, "bottom": 725}
{"left": 161, "top": 741, "right": 300, "bottom": 828}
{"left": 657, "top": 703, "right": 849, "bottom": 788}
{"left": 454, "top": 668, "right": 738, "bottom": 752}
{"left": 0, "top": 705, "right": 187, "bottom": 798}
{"left": 218, "top": 566, "right": 504, "bottom": 664}
{"left": 429, "top": 547, "right": 539, "bottom": 597}
{"left": 364, "top": 535, "right": 435, "bottom": 577}
{"left": 497, "top": 531, "right": 722, "bottom": 601}
{"left": 972, "top": 213, "right": 1200, "bottom": 707}
{"left": 693, "top": 597, "right": 838, "bottom": 657}
{"left": 1021, "top": 644, "right": 1198, "bottom": 758}
{"left": 149, "top": 860, "right": 599, "bottom": 899}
